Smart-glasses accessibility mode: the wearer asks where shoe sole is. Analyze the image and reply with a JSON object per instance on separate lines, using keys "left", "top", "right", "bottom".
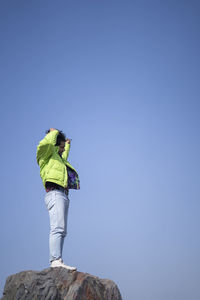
{"left": 51, "top": 265, "right": 77, "bottom": 271}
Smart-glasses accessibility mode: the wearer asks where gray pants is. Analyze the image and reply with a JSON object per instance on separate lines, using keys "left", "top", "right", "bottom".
{"left": 44, "top": 190, "right": 69, "bottom": 262}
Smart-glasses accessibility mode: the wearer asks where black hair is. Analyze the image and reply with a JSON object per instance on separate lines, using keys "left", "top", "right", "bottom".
{"left": 45, "top": 129, "right": 66, "bottom": 146}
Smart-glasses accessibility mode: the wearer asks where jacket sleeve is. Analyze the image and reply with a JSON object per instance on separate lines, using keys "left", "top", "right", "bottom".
{"left": 62, "top": 142, "right": 71, "bottom": 163}
{"left": 36, "top": 130, "right": 59, "bottom": 165}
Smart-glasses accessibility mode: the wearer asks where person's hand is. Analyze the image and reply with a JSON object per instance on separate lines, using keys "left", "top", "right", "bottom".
{"left": 50, "top": 128, "right": 56, "bottom": 132}
{"left": 66, "top": 139, "right": 71, "bottom": 144}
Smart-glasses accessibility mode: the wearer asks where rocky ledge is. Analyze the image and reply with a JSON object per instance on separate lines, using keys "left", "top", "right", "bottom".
{"left": 1, "top": 267, "right": 122, "bottom": 300}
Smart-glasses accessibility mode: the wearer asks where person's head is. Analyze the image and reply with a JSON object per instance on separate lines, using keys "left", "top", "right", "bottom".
{"left": 46, "top": 129, "right": 66, "bottom": 154}
{"left": 56, "top": 131, "right": 66, "bottom": 154}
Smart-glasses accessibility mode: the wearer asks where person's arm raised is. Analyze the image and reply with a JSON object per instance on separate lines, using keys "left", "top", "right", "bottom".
{"left": 62, "top": 139, "right": 71, "bottom": 163}
{"left": 36, "top": 129, "right": 59, "bottom": 165}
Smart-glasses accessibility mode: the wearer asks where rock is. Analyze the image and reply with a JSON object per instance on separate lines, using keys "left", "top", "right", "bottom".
{"left": 1, "top": 267, "right": 123, "bottom": 300}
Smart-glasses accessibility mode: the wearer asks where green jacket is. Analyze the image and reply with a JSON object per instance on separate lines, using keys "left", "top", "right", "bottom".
{"left": 36, "top": 130, "right": 80, "bottom": 189}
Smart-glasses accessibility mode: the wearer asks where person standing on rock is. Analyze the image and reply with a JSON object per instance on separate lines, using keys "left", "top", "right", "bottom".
{"left": 36, "top": 128, "right": 80, "bottom": 270}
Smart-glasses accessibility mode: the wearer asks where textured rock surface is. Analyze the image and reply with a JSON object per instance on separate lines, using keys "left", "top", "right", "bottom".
{"left": 1, "top": 267, "right": 122, "bottom": 300}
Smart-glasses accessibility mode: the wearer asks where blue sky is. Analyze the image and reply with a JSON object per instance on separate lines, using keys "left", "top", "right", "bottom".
{"left": 0, "top": 1, "right": 200, "bottom": 299}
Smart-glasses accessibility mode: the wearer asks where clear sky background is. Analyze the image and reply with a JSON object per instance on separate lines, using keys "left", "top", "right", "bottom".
{"left": 0, "top": 1, "right": 199, "bottom": 300}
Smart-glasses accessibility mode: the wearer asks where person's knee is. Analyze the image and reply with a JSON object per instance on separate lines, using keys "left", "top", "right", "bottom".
{"left": 61, "top": 227, "right": 67, "bottom": 237}
{"left": 51, "top": 226, "right": 66, "bottom": 236}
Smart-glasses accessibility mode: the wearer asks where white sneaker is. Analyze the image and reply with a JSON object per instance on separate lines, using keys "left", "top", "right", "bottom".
{"left": 51, "top": 258, "right": 77, "bottom": 271}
